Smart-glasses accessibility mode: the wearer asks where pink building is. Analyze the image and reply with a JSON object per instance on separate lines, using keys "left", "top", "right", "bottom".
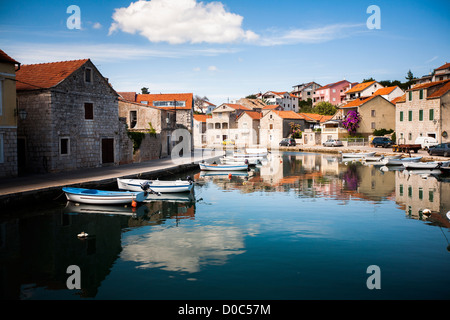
{"left": 313, "top": 80, "right": 352, "bottom": 106}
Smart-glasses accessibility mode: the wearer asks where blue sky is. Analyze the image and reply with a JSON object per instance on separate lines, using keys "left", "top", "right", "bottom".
{"left": 1, "top": 0, "right": 449, "bottom": 105}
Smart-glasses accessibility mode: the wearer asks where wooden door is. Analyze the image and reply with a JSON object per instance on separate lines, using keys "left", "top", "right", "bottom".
{"left": 102, "top": 138, "right": 114, "bottom": 164}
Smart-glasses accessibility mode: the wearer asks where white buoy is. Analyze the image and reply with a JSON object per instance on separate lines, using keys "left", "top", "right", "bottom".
{"left": 446, "top": 211, "right": 450, "bottom": 221}
{"left": 422, "top": 209, "right": 431, "bottom": 217}
{"left": 77, "top": 232, "right": 88, "bottom": 238}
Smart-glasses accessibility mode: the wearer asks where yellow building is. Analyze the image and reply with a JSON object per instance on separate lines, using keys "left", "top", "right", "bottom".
{"left": 0, "top": 49, "right": 20, "bottom": 177}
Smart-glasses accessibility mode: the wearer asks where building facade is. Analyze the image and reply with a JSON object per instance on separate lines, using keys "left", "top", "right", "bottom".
{"left": 292, "top": 82, "right": 322, "bottom": 101}
{"left": 260, "top": 91, "right": 299, "bottom": 112}
{"left": 313, "top": 80, "right": 352, "bottom": 106}
{"left": 0, "top": 49, "right": 20, "bottom": 177}
{"left": 16, "top": 59, "right": 122, "bottom": 173}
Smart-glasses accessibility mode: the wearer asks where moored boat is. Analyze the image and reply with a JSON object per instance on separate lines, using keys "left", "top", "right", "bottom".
{"left": 341, "top": 151, "right": 376, "bottom": 158}
{"left": 403, "top": 160, "right": 450, "bottom": 170}
{"left": 363, "top": 154, "right": 402, "bottom": 162}
{"left": 220, "top": 156, "right": 261, "bottom": 165}
{"left": 380, "top": 156, "right": 423, "bottom": 166}
{"left": 199, "top": 163, "right": 248, "bottom": 171}
{"left": 62, "top": 187, "right": 145, "bottom": 205}
{"left": 232, "top": 147, "right": 268, "bottom": 158}
{"left": 117, "top": 178, "right": 193, "bottom": 193}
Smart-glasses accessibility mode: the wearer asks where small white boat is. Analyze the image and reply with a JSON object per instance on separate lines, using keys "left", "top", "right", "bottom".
{"left": 117, "top": 178, "right": 193, "bottom": 193}
{"left": 220, "top": 156, "right": 262, "bottom": 165}
{"left": 403, "top": 161, "right": 450, "bottom": 170}
{"left": 380, "top": 156, "right": 423, "bottom": 166}
{"left": 199, "top": 163, "right": 248, "bottom": 171}
{"left": 233, "top": 147, "right": 268, "bottom": 158}
{"left": 64, "top": 202, "right": 138, "bottom": 216}
{"left": 363, "top": 154, "right": 402, "bottom": 162}
{"left": 341, "top": 152, "right": 376, "bottom": 158}
{"left": 62, "top": 187, "right": 145, "bottom": 205}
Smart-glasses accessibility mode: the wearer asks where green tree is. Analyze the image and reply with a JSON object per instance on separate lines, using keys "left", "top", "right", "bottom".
{"left": 141, "top": 87, "right": 150, "bottom": 94}
{"left": 298, "top": 98, "right": 313, "bottom": 113}
{"left": 405, "top": 70, "right": 415, "bottom": 82}
{"left": 313, "top": 101, "right": 337, "bottom": 115}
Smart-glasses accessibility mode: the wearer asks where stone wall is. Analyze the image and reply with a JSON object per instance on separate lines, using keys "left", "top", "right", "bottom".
{"left": 0, "top": 128, "right": 18, "bottom": 177}
{"left": 132, "top": 133, "right": 162, "bottom": 162}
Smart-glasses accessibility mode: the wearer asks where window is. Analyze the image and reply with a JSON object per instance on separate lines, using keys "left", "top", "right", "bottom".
{"left": 408, "top": 110, "right": 412, "bottom": 121}
{"left": 60, "top": 137, "right": 70, "bottom": 156}
{"left": 429, "top": 189, "right": 434, "bottom": 202}
{"left": 371, "top": 122, "right": 376, "bottom": 129}
{"left": 269, "top": 124, "right": 273, "bottom": 130}
{"left": 429, "top": 109, "right": 434, "bottom": 121}
{"left": 419, "top": 109, "right": 423, "bottom": 121}
{"left": 371, "top": 110, "right": 376, "bottom": 117}
{"left": 419, "top": 89, "right": 424, "bottom": 99}
{"left": 130, "top": 111, "right": 137, "bottom": 128}
{"left": 418, "top": 188, "right": 423, "bottom": 200}
{"left": 0, "top": 79, "right": 3, "bottom": 116}
{"left": 400, "top": 111, "right": 403, "bottom": 121}
{"left": 408, "top": 91, "right": 412, "bottom": 101}
{"left": 153, "top": 101, "right": 186, "bottom": 107}
{"left": 399, "top": 184, "right": 403, "bottom": 196}
{"left": 408, "top": 133, "right": 412, "bottom": 141}
{"left": 84, "top": 103, "right": 94, "bottom": 119}
{"left": 85, "top": 68, "right": 92, "bottom": 83}
{"left": 408, "top": 186, "right": 412, "bottom": 198}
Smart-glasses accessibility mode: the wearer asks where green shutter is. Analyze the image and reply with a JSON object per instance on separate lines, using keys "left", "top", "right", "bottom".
{"left": 408, "top": 110, "right": 412, "bottom": 121}
{"left": 409, "top": 91, "right": 412, "bottom": 101}
{"left": 419, "top": 89, "right": 423, "bottom": 99}
{"left": 419, "top": 109, "right": 423, "bottom": 121}
{"left": 429, "top": 109, "right": 434, "bottom": 121}
{"left": 400, "top": 111, "right": 403, "bottom": 121}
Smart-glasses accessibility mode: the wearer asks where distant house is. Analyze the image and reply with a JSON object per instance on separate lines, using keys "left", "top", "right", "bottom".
{"left": 206, "top": 103, "right": 251, "bottom": 146}
{"left": 135, "top": 93, "right": 194, "bottom": 131}
{"left": 334, "top": 94, "right": 396, "bottom": 138}
{"left": 16, "top": 59, "right": 122, "bottom": 173}
{"left": 0, "top": 49, "right": 20, "bottom": 177}
{"left": 236, "top": 111, "right": 262, "bottom": 147}
{"left": 262, "top": 104, "right": 284, "bottom": 116}
{"left": 194, "top": 99, "right": 216, "bottom": 114}
{"left": 260, "top": 91, "right": 299, "bottom": 112}
{"left": 414, "top": 62, "right": 450, "bottom": 85}
{"left": 118, "top": 94, "right": 176, "bottom": 158}
{"left": 292, "top": 82, "right": 321, "bottom": 101}
{"left": 193, "top": 114, "right": 211, "bottom": 147}
{"left": 235, "top": 98, "right": 267, "bottom": 112}
{"left": 260, "top": 110, "right": 308, "bottom": 147}
{"left": 345, "top": 81, "right": 384, "bottom": 101}
{"left": 313, "top": 80, "right": 352, "bottom": 106}
{"left": 396, "top": 79, "right": 450, "bottom": 144}
{"left": 373, "top": 86, "right": 404, "bottom": 102}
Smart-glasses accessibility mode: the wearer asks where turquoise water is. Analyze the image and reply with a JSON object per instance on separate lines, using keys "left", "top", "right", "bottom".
{"left": 1, "top": 152, "right": 449, "bottom": 300}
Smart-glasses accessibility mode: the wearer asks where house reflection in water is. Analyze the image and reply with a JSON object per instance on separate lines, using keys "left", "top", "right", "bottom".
{"left": 395, "top": 171, "right": 450, "bottom": 225}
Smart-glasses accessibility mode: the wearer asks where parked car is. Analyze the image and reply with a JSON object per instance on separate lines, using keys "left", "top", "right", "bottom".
{"left": 428, "top": 143, "right": 450, "bottom": 157}
{"left": 372, "top": 137, "right": 393, "bottom": 148}
{"left": 415, "top": 136, "right": 438, "bottom": 150}
{"left": 279, "top": 138, "right": 296, "bottom": 146}
{"left": 323, "top": 139, "right": 343, "bottom": 147}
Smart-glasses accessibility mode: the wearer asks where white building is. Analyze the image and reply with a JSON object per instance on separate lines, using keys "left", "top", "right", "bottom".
{"left": 260, "top": 91, "right": 299, "bottom": 112}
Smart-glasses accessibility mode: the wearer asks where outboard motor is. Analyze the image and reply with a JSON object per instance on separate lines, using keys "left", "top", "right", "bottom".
{"left": 245, "top": 159, "right": 249, "bottom": 165}
{"left": 140, "top": 181, "right": 151, "bottom": 192}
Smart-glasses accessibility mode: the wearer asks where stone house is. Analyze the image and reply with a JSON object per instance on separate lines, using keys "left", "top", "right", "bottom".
{"left": 395, "top": 79, "right": 450, "bottom": 144}
{"left": 236, "top": 111, "right": 262, "bottom": 147}
{"left": 118, "top": 96, "right": 177, "bottom": 158}
{"left": 206, "top": 103, "right": 251, "bottom": 146}
{"left": 193, "top": 114, "right": 211, "bottom": 148}
{"left": 334, "top": 94, "right": 396, "bottom": 138}
{"left": 0, "top": 49, "right": 20, "bottom": 177}
{"left": 259, "top": 110, "right": 308, "bottom": 148}
{"left": 345, "top": 81, "right": 384, "bottom": 101}
{"left": 313, "top": 80, "right": 352, "bottom": 106}
{"left": 414, "top": 62, "right": 450, "bottom": 85}
{"left": 16, "top": 59, "right": 124, "bottom": 173}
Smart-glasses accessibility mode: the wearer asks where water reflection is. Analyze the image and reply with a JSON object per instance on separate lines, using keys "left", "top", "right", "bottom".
{"left": 1, "top": 151, "right": 449, "bottom": 299}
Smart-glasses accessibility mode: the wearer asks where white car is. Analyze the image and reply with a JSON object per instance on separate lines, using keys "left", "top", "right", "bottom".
{"left": 414, "top": 137, "right": 438, "bottom": 150}
{"left": 323, "top": 139, "right": 344, "bottom": 147}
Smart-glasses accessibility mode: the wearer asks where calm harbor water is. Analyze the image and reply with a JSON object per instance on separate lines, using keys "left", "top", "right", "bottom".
{"left": 1, "top": 151, "right": 449, "bottom": 300}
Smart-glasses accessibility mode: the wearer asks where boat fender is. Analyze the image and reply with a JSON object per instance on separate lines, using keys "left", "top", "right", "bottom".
{"left": 228, "top": 173, "right": 232, "bottom": 179}
{"left": 422, "top": 209, "right": 431, "bottom": 217}
{"left": 131, "top": 200, "right": 137, "bottom": 208}
{"left": 77, "top": 232, "right": 88, "bottom": 239}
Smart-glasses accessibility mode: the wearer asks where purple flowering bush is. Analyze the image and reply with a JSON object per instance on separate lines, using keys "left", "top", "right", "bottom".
{"left": 342, "top": 110, "right": 361, "bottom": 135}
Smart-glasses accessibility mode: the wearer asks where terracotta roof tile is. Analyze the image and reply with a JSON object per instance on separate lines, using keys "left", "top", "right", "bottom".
{"left": 136, "top": 93, "right": 194, "bottom": 110}
{"left": 345, "top": 81, "right": 377, "bottom": 94}
{"left": 118, "top": 92, "right": 137, "bottom": 101}
{"left": 193, "top": 114, "right": 212, "bottom": 122}
{"left": 373, "top": 86, "right": 398, "bottom": 96}
{"left": 240, "top": 111, "right": 262, "bottom": 120}
{"left": 316, "top": 80, "right": 350, "bottom": 91}
{"left": 427, "top": 81, "right": 450, "bottom": 99}
{"left": 391, "top": 94, "right": 406, "bottom": 104}
{"left": 0, "top": 49, "right": 19, "bottom": 65}
{"left": 263, "top": 104, "right": 283, "bottom": 110}
{"left": 272, "top": 110, "right": 306, "bottom": 119}
{"left": 299, "top": 113, "right": 334, "bottom": 123}
{"left": 410, "top": 79, "right": 450, "bottom": 91}
{"left": 435, "top": 62, "right": 450, "bottom": 71}
{"left": 340, "top": 95, "right": 379, "bottom": 108}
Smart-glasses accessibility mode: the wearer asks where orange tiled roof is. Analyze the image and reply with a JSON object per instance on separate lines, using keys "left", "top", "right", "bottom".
{"left": 373, "top": 86, "right": 398, "bottom": 96}
{"left": 410, "top": 79, "right": 450, "bottom": 91}
{"left": 272, "top": 110, "right": 306, "bottom": 119}
{"left": 137, "top": 93, "right": 194, "bottom": 110}
{"left": 0, "top": 49, "right": 19, "bottom": 65}
{"left": 340, "top": 95, "right": 378, "bottom": 108}
{"left": 299, "top": 113, "right": 333, "bottom": 123}
{"left": 239, "top": 111, "right": 262, "bottom": 120}
{"left": 345, "top": 81, "right": 377, "bottom": 94}
{"left": 427, "top": 81, "right": 450, "bottom": 99}
{"left": 435, "top": 62, "right": 450, "bottom": 71}
{"left": 118, "top": 92, "right": 137, "bottom": 102}
{"left": 316, "top": 80, "right": 350, "bottom": 91}
{"left": 193, "top": 114, "right": 212, "bottom": 122}
{"left": 391, "top": 94, "right": 406, "bottom": 104}
{"left": 222, "top": 103, "right": 251, "bottom": 110}
{"left": 16, "top": 59, "right": 89, "bottom": 91}
{"left": 263, "top": 104, "right": 283, "bottom": 110}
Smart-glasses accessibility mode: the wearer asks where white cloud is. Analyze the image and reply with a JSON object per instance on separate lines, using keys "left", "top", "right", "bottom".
{"left": 93, "top": 22, "right": 102, "bottom": 29}
{"left": 258, "top": 23, "right": 366, "bottom": 46}
{"left": 108, "top": 0, "right": 259, "bottom": 44}
{"left": 208, "top": 65, "right": 218, "bottom": 72}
